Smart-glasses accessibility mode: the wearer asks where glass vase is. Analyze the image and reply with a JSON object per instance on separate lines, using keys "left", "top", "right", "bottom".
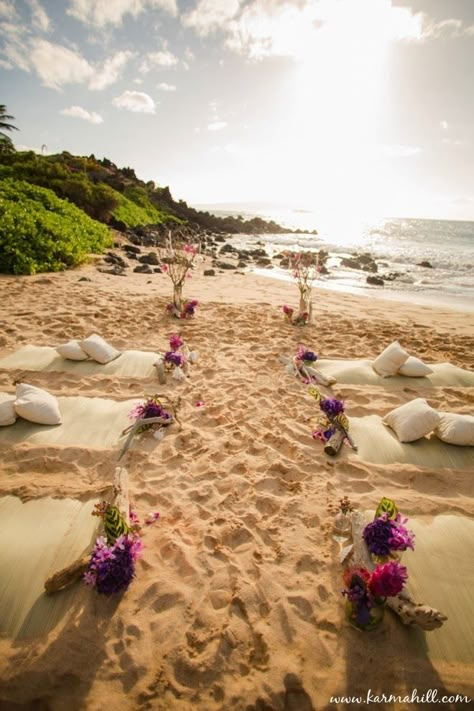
{"left": 345, "top": 599, "right": 385, "bottom": 631}
{"left": 332, "top": 511, "right": 352, "bottom": 543}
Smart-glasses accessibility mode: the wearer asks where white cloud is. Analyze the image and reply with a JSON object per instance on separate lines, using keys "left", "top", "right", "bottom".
{"left": 140, "top": 50, "right": 178, "bottom": 73}
{"left": 157, "top": 82, "right": 176, "bottom": 91}
{"left": 61, "top": 105, "right": 103, "bottom": 124}
{"left": 183, "top": 0, "right": 426, "bottom": 60}
{"left": 0, "top": 0, "right": 18, "bottom": 21}
{"left": 182, "top": 0, "right": 241, "bottom": 36}
{"left": 208, "top": 121, "right": 227, "bottom": 131}
{"left": 381, "top": 144, "right": 421, "bottom": 158}
{"left": 112, "top": 90, "right": 156, "bottom": 113}
{"left": 26, "top": 0, "right": 50, "bottom": 32}
{"left": 0, "top": 58, "right": 12, "bottom": 69}
{"left": 30, "top": 39, "right": 93, "bottom": 89}
{"left": 89, "top": 50, "right": 134, "bottom": 90}
{"left": 66, "top": 0, "right": 177, "bottom": 27}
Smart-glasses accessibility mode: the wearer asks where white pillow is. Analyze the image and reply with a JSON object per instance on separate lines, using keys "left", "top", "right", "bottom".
{"left": 14, "top": 383, "right": 62, "bottom": 425}
{"left": 434, "top": 413, "right": 474, "bottom": 446}
{"left": 0, "top": 399, "right": 17, "bottom": 426}
{"left": 383, "top": 398, "right": 440, "bottom": 442}
{"left": 79, "top": 334, "right": 121, "bottom": 364}
{"left": 56, "top": 340, "right": 89, "bottom": 361}
{"left": 398, "top": 356, "right": 433, "bottom": 377}
{"left": 372, "top": 341, "right": 409, "bottom": 377}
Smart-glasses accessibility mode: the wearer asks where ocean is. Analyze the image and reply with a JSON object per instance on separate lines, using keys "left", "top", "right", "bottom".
{"left": 204, "top": 206, "right": 474, "bottom": 313}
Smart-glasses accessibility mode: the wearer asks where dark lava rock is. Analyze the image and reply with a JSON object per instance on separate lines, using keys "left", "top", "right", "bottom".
{"left": 138, "top": 252, "right": 159, "bottom": 265}
{"left": 204, "top": 269, "right": 216, "bottom": 276}
{"left": 153, "top": 267, "right": 162, "bottom": 273}
{"left": 256, "top": 257, "right": 272, "bottom": 266}
{"left": 97, "top": 266, "right": 125, "bottom": 276}
{"left": 214, "top": 235, "right": 226, "bottom": 242}
{"left": 237, "top": 261, "right": 248, "bottom": 269}
{"left": 123, "top": 244, "right": 141, "bottom": 255}
{"left": 215, "top": 261, "right": 237, "bottom": 270}
{"left": 366, "top": 275, "right": 384, "bottom": 286}
{"left": 418, "top": 260, "right": 433, "bottom": 268}
{"left": 104, "top": 252, "right": 128, "bottom": 268}
{"left": 341, "top": 257, "right": 361, "bottom": 269}
{"left": 362, "top": 262, "right": 378, "bottom": 273}
{"left": 219, "top": 244, "right": 238, "bottom": 254}
{"left": 133, "top": 264, "right": 153, "bottom": 274}
{"left": 78, "top": 277, "right": 92, "bottom": 282}
{"left": 250, "top": 248, "right": 267, "bottom": 258}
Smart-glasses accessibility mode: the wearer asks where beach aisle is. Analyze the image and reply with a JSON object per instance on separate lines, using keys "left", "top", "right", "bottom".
{"left": 0, "top": 263, "right": 473, "bottom": 710}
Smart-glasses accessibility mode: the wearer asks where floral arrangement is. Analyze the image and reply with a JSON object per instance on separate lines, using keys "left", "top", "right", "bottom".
{"left": 84, "top": 501, "right": 159, "bottom": 595}
{"left": 119, "top": 394, "right": 178, "bottom": 458}
{"left": 363, "top": 497, "right": 415, "bottom": 560}
{"left": 155, "top": 333, "right": 199, "bottom": 384}
{"left": 282, "top": 305, "right": 310, "bottom": 326}
{"left": 342, "top": 561, "right": 408, "bottom": 629}
{"left": 166, "top": 298, "right": 199, "bottom": 320}
{"left": 281, "top": 250, "right": 328, "bottom": 325}
{"left": 295, "top": 344, "right": 318, "bottom": 366}
{"left": 159, "top": 231, "right": 200, "bottom": 318}
{"left": 309, "top": 387, "right": 349, "bottom": 442}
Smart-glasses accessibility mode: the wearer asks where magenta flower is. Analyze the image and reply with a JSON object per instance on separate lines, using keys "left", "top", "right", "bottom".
{"left": 169, "top": 333, "right": 183, "bottom": 351}
{"left": 145, "top": 511, "right": 160, "bottom": 526}
{"left": 369, "top": 561, "right": 408, "bottom": 598}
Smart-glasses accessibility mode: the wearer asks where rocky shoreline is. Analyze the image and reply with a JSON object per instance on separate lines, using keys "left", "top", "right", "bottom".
{"left": 96, "top": 222, "right": 436, "bottom": 288}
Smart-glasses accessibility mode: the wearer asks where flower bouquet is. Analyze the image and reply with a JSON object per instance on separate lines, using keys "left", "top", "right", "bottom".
{"left": 363, "top": 497, "right": 415, "bottom": 563}
{"left": 119, "top": 394, "right": 178, "bottom": 459}
{"left": 309, "top": 387, "right": 357, "bottom": 453}
{"left": 84, "top": 501, "right": 159, "bottom": 596}
{"left": 342, "top": 561, "right": 408, "bottom": 630}
{"left": 282, "top": 345, "right": 336, "bottom": 387}
{"left": 154, "top": 333, "right": 199, "bottom": 384}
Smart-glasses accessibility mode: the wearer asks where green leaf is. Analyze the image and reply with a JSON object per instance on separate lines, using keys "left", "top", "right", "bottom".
{"left": 374, "top": 497, "right": 398, "bottom": 520}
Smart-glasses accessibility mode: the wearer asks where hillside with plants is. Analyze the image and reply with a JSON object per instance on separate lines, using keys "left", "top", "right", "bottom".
{"left": 0, "top": 178, "right": 112, "bottom": 274}
{"left": 0, "top": 145, "right": 306, "bottom": 275}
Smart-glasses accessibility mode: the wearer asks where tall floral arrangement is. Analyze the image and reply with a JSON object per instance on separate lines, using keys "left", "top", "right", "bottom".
{"left": 282, "top": 250, "right": 327, "bottom": 324}
{"left": 159, "top": 231, "right": 200, "bottom": 317}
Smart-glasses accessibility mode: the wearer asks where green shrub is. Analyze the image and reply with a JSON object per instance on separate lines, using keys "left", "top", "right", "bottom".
{"left": 0, "top": 178, "right": 112, "bottom": 274}
{"left": 112, "top": 192, "right": 171, "bottom": 228}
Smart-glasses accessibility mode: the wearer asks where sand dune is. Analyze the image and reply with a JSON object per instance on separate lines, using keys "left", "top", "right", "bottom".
{"left": 0, "top": 261, "right": 473, "bottom": 709}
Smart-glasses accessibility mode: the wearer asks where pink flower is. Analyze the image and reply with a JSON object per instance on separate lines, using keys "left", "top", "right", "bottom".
{"left": 169, "top": 333, "right": 183, "bottom": 351}
{"left": 161, "top": 264, "right": 168, "bottom": 273}
{"left": 195, "top": 400, "right": 205, "bottom": 408}
{"left": 369, "top": 561, "right": 408, "bottom": 598}
{"left": 183, "top": 244, "right": 197, "bottom": 255}
{"left": 145, "top": 511, "right": 160, "bottom": 526}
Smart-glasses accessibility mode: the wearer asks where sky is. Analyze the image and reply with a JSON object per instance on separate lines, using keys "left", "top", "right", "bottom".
{"left": 1, "top": 0, "right": 474, "bottom": 221}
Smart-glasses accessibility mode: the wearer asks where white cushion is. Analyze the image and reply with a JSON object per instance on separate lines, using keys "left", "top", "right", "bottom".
{"left": 383, "top": 398, "right": 440, "bottom": 442}
{"left": 14, "top": 383, "right": 62, "bottom": 425}
{"left": 398, "top": 356, "right": 433, "bottom": 377}
{"left": 434, "top": 413, "right": 474, "bottom": 446}
{"left": 79, "top": 334, "right": 121, "bottom": 364}
{"left": 372, "top": 341, "right": 409, "bottom": 377}
{"left": 56, "top": 340, "right": 89, "bottom": 361}
{"left": 0, "top": 399, "right": 17, "bottom": 426}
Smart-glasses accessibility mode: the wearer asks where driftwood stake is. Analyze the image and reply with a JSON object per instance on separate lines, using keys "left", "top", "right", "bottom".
{"left": 324, "top": 429, "right": 345, "bottom": 456}
{"left": 44, "top": 468, "right": 130, "bottom": 595}
{"left": 350, "top": 511, "right": 447, "bottom": 630}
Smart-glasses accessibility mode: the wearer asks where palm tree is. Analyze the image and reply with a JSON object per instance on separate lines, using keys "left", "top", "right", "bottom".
{"left": 0, "top": 104, "right": 18, "bottom": 153}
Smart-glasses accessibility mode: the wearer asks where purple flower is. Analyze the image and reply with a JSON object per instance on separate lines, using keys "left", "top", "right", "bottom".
{"left": 164, "top": 351, "right": 185, "bottom": 367}
{"left": 143, "top": 401, "right": 170, "bottom": 419}
{"left": 297, "top": 345, "right": 318, "bottom": 362}
{"left": 320, "top": 397, "right": 345, "bottom": 417}
{"left": 363, "top": 514, "right": 415, "bottom": 557}
{"left": 85, "top": 534, "right": 142, "bottom": 595}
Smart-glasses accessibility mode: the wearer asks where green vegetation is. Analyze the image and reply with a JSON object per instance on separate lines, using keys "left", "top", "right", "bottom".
{"left": 0, "top": 178, "right": 112, "bottom": 274}
{"left": 0, "top": 150, "right": 178, "bottom": 228}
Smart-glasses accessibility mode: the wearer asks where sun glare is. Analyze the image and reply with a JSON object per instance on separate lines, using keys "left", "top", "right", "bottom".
{"left": 269, "top": 0, "right": 421, "bottom": 218}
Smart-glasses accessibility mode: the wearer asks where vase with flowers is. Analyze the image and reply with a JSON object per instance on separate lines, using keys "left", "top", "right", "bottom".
{"left": 342, "top": 561, "right": 408, "bottom": 631}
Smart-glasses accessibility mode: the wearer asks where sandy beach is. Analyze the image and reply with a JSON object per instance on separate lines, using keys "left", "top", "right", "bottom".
{"left": 0, "top": 257, "right": 473, "bottom": 710}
